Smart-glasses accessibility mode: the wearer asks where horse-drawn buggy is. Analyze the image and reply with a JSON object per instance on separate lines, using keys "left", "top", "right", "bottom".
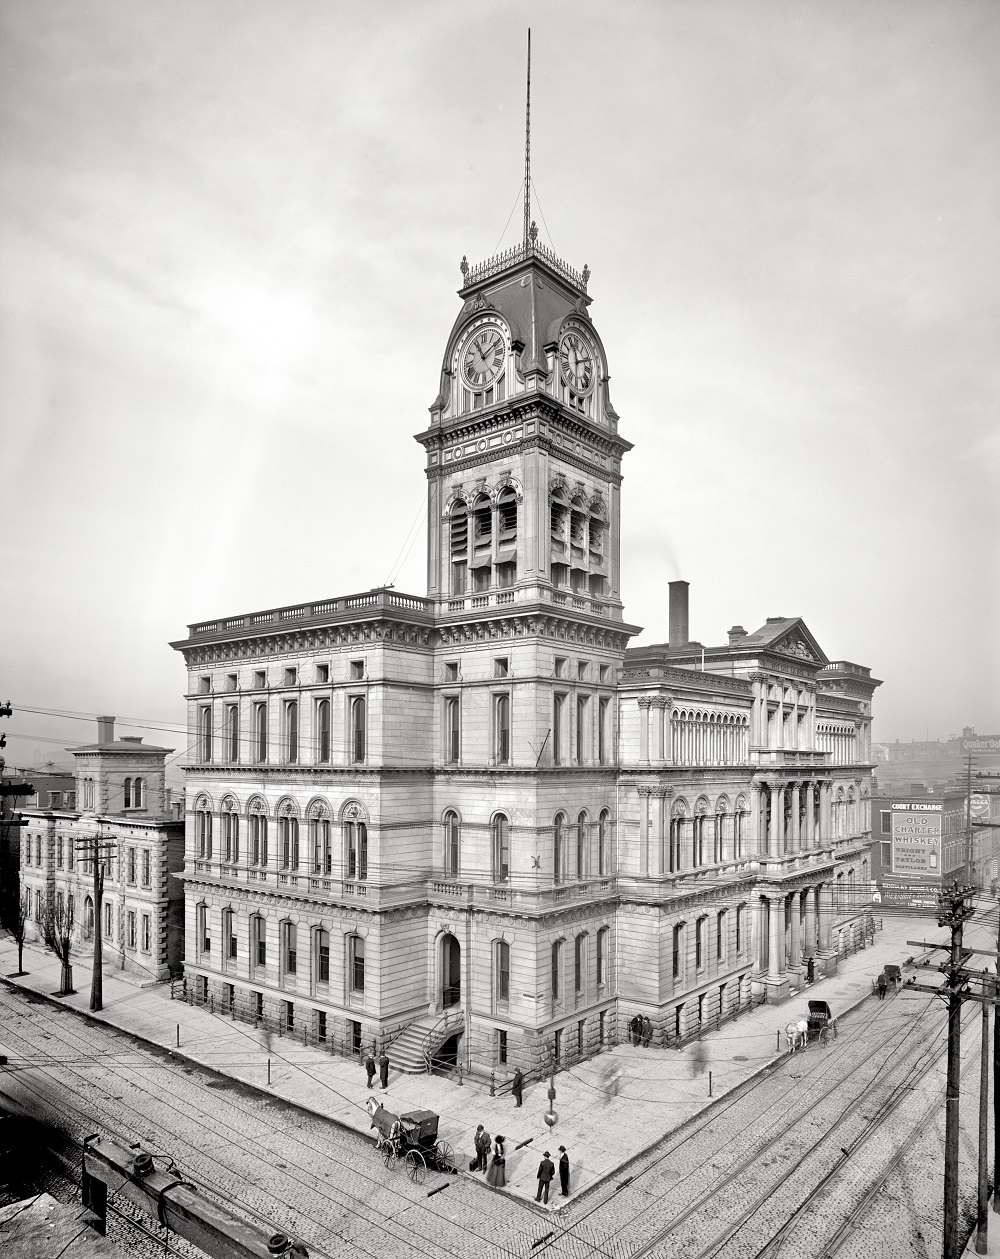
{"left": 785, "top": 1000, "right": 838, "bottom": 1052}
{"left": 367, "top": 1098, "right": 457, "bottom": 1183}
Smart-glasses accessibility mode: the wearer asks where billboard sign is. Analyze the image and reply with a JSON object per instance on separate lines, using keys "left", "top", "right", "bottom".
{"left": 891, "top": 801, "right": 942, "bottom": 880}
{"left": 871, "top": 879, "right": 939, "bottom": 910}
{"left": 962, "top": 736, "right": 1000, "bottom": 755}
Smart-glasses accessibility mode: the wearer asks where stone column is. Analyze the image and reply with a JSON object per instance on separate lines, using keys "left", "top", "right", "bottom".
{"left": 820, "top": 781, "right": 832, "bottom": 844}
{"left": 650, "top": 789, "right": 667, "bottom": 875}
{"left": 803, "top": 887, "right": 816, "bottom": 959}
{"left": 652, "top": 697, "right": 670, "bottom": 764}
{"left": 637, "top": 785, "right": 650, "bottom": 876}
{"left": 766, "top": 894, "right": 788, "bottom": 997}
{"left": 788, "top": 891, "right": 802, "bottom": 978}
{"left": 816, "top": 882, "right": 837, "bottom": 977}
{"left": 802, "top": 784, "right": 814, "bottom": 848}
{"left": 771, "top": 784, "right": 785, "bottom": 855}
{"left": 749, "top": 783, "right": 762, "bottom": 858}
{"left": 789, "top": 783, "right": 801, "bottom": 852}
{"left": 638, "top": 697, "right": 651, "bottom": 765}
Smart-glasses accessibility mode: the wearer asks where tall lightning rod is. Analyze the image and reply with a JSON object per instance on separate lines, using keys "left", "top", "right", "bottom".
{"left": 523, "top": 29, "right": 531, "bottom": 248}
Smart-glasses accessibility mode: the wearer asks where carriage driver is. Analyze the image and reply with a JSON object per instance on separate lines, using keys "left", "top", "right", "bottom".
{"left": 388, "top": 1116, "right": 403, "bottom": 1157}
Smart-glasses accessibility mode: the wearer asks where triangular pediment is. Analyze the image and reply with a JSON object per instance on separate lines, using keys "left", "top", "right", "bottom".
{"left": 746, "top": 617, "right": 828, "bottom": 668}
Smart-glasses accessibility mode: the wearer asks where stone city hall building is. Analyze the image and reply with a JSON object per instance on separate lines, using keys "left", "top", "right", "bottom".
{"left": 171, "top": 226, "right": 879, "bottom": 1074}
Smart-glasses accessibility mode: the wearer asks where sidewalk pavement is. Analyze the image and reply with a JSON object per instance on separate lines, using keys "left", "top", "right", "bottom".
{"left": 0, "top": 918, "right": 952, "bottom": 1210}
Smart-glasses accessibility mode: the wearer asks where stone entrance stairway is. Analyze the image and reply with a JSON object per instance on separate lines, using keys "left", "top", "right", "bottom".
{"left": 388, "top": 1008, "right": 463, "bottom": 1074}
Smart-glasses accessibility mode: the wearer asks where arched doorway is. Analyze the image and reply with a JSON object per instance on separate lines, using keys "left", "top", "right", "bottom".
{"left": 441, "top": 933, "right": 461, "bottom": 1007}
{"left": 84, "top": 896, "right": 95, "bottom": 940}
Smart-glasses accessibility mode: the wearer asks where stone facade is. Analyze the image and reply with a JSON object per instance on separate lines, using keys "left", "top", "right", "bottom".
{"left": 170, "top": 232, "right": 880, "bottom": 1072}
{"left": 20, "top": 718, "right": 185, "bottom": 982}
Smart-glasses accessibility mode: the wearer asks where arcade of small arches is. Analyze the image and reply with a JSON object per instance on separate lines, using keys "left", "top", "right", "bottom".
{"left": 448, "top": 481, "right": 520, "bottom": 597}
{"left": 635, "top": 700, "right": 750, "bottom": 766}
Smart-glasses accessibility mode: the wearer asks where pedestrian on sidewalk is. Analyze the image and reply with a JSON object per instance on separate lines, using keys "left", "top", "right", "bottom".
{"left": 475, "top": 1124, "right": 492, "bottom": 1171}
{"left": 877, "top": 971, "right": 887, "bottom": 1001}
{"left": 364, "top": 1051, "right": 376, "bottom": 1088}
{"left": 511, "top": 1067, "right": 524, "bottom": 1107}
{"left": 558, "top": 1146, "right": 570, "bottom": 1196}
{"left": 535, "top": 1151, "right": 555, "bottom": 1203}
{"left": 378, "top": 1049, "right": 389, "bottom": 1088}
{"left": 486, "top": 1135, "right": 506, "bottom": 1188}
{"left": 629, "top": 1014, "right": 641, "bottom": 1046}
{"left": 641, "top": 1016, "right": 653, "bottom": 1048}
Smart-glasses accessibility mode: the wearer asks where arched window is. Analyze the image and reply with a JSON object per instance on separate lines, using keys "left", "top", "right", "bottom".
{"left": 576, "top": 811, "right": 588, "bottom": 879}
{"left": 553, "top": 813, "right": 567, "bottom": 884}
{"left": 574, "top": 932, "right": 587, "bottom": 994}
{"left": 596, "top": 925, "right": 609, "bottom": 986}
{"left": 345, "top": 817, "right": 368, "bottom": 881}
{"left": 669, "top": 804, "right": 686, "bottom": 873}
{"left": 598, "top": 809, "right": 611, "bottom": 876}
{"left": 123, "top": 778, "right": 132, "bottom": 808}
{"left": 471, "top": 493, "right": 492, "bottom": 592}
{"left": 551, "top": 938, "right": 564, "bottom": 1001}
{"left": 494, "top": 693, "right": 510, "bottom": 764}
{"left": 315, "top": 927, "right": 330, "bottom": 984}
{"left": 495, "top": 939, "right": 510, "bottom": 1003}
{"left": 196, "top": 799, "right": 213, "bottom": 860}
{"left": 134, "top": 777, "right": 144, "bottom": 809}
{"left": 351, "top": 697, "right": 366, "bottom": 764}
{"left": 444, "top": 811, "right": 460, "bottom": 878}
{"left": 251, "top": 913, "right": 266, "bottom": 967}
{"left": 495, "top": 486, "right": 518, "bottom": 588}
{"left": 285, "top": 701, "right": 298, "bottom": 764}
{"left": 248, "top": 798, "right": 268, "bottom": 867}
{"left": 492, "top": 814, "right": 510, "bottom": 883}
{"left": 449, "top": 500, "right": 468, "bottom": 596}
{"left": 349, "top": 934, "right": 365, "bottom": 993}
{"left": 223, "top": 802, "right": 239, "bottom": 864}
{"left": 309, "top": 806, "right": 332, "bottom": 875}
{"left": 200, "top": 705, "right": 213, "bottom": 763}
{"left": 316, "top": 700, "right": 331, "bottom": 763}
{"left": 84, "top": 896, "right": 94, "bottom": 940}
{"left": 279, "top": 810, "right": 299, "bottom": 870}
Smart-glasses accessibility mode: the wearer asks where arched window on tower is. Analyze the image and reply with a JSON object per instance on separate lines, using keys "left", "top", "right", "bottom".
{"left": 496, "top": 487, "right": 518, "bottom": 588}
{"left": 471, "top": 494, "right": 492, "bottom": 593}
{"left": 449, "top": 501, "right": 468, "bottom": 597}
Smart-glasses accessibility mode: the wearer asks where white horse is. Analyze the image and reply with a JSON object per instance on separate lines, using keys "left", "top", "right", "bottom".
{"left": 785, "top": 1019, "right": 808, "bottom": 1053}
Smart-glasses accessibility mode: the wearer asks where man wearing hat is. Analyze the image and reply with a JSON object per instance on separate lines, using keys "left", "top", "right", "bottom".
{"left": 558, "top": 1146, "right": 570, "bottom": 1196}
{"left": 535, "top": 1151, "right": 555, "bottom": 1203}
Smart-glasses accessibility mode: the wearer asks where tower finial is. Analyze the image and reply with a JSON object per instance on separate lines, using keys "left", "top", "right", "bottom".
{"left": 523, "top": 28, "right": 531, "bottom": 249}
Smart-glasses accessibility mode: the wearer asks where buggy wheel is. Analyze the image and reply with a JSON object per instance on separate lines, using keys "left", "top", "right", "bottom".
{"left": 435, "top": 1140, "right": 456, "bottom": 1173}
{"left": 383, "top": 1142, "right": 394, "bottom": 1169}
{"left": 405, "top": 1149, "right": 427, "bottom": 1184}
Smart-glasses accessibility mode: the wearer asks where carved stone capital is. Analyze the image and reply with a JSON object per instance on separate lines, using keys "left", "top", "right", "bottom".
{"left": 637, "top": 696, "right": 653, "bottom": 710}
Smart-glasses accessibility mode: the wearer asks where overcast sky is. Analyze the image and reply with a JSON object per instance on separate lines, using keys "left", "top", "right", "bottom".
{"left": 2, "top": 0, "right": 997, "bottom": 777}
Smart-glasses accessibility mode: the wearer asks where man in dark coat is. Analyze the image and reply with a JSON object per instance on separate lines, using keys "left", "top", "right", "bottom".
{"left": 877, "top": 971, "right": 887, "bottom": 1001}
{"left": 474, "top": 1124, "right": 491, "bottom": 1171}
{"left": 511, "top": 1067, "right": 524, "bottom": 1107}
{"left": 558, "top": 1146, "right": 570, "bottom": 1196}
{"left": 629, "top": 1014, "right": 641, "bottom": 1046}
{"left": 535, "top": 1151, "right": 555, "bottom": 1203}
{"left": 642, "top": 1016, "right": 653, "bottom": 1047}
{"left": 364, "top": 1052, "right": 376, "bottom": 1088}
{"left": 378, "top": 1050, "right": 389, "bottom": 1088}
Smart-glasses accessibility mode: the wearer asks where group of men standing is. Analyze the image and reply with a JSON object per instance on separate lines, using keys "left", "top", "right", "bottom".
{"left": 534, "top": 1147, "right": 570, "bottom": 1203}
{"left": 629, "top": 1014, "right": 655, "bottom": 1047}
{"left": 363, "top": 1049, "right": 390, "bottom": 1089}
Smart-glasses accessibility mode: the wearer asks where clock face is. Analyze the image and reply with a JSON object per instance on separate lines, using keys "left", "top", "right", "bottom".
{"left": 462, "top": 326, "right": 505, "bottom": 389}
{"left": 558, "top": 330, "right": 595, "bottom": 393}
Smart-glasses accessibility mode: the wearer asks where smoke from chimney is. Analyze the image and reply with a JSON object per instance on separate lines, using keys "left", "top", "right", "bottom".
{"left": 669, "top": 581, "right": 689, "bottom": 649}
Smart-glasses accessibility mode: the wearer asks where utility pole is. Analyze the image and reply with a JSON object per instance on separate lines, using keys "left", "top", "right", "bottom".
{"left": 941, "top": 884, "right": 974, "bottom": 1259}
{"left": 76, "top": 829, "right": 115, "bottom": 1012}
{"left": 977, "top": 970, "right": 991, "bottom": 1253}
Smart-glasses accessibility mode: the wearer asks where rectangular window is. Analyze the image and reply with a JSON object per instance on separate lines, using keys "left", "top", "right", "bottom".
{"left": 553, "top": 694, "right": 565, "bottom": 764}
{"left": 350, "top": 936, "right": 365, "bottom": 993}
{"left": 125, "top": 847, "right": 135, "bottom": 884}
{"left": 445, "top": 697, "right": 460, "bottom": 763}
{"left": 598, "top": 697, "right": 609, "bottom": 764}
{"left": 56, "top": 837, "right": 64, "bottom": 868}
{"left": 284, "top": 667, "right": 297, "bottom": 685}
{"left": 494, "top": 694, "right": 510, "bottom": 764}
{"left": 317, "top": 1010, "right": 327, "bottom": 1042}
{"left": 198, "top": 676, "right": 211, "bottom": 695}
{"left": 127, "top": 910, "right": 137, "bottom": 949}
{"left": 717, "top": 912, "right": 726, "bottom": 963}
{"left": 316, "top": 663, "right": 330, "bottom": 683}
{"left": 574, "top": 935, "right": 584, "bottom": 993}
{"left": 349, "top": 1019, "right": 362, "bottom": 1055}
{"left": 696, "top": 917, "right": 705, "bottom": 969}
{"left": 253, "top": 991, "right": 264, "bottom": 1021}
{"left": 577, "top": 661, "right": 588, "bottom": 681}
{"left": 880, "top": 810, "right": 891, "bottom": 835}
{"left": 576, "top": 695, "right": 587, "bottom": 763}
{"left": 497, "top": 941, "right": 510, "bottom": 1002}
{"left": 599, "top": 664, "right": 611, "bottom": 683}
{"left": 351, "top": 697, "right": 366, "bottom": 763}
{"left": 551, "top": 940, "right": 562, "bottom": 1000}
{"left": 140, "top": 848, "right": 150, "bottom": 887}
{"left": 254, "top": 670, "right": 266, "bottom": 689}
{"left": 350, "top": 660, "right": 364, "bottom": 681}
{"left": 497, "top": 1029, "right": 508, "bottom": 1065}
{"left": 252, "top": 916, "right": 266, "bottom": 967}
{"left": 597, "top": 928, "right": 606, "bottom": 986}
{"left": 104, "top": 901, "right": 112, "bottom": 938}
{"left": 283, "top": 922, "right": 297, "bottom": 975}
{"left": 225, "top": 909, "right": 237, "bottom": 959}
{"left": 673, "top": 924, "right": 683, "bottom": 980}
{"left": 880, "top": 840, "right": 891, "bottom": 867}
{"left": 736, "top": 905, "right": 744, "bottom": 953}
{"left": 227, "top": 705, "right": 239, "bottom": 762}
{"left": 317, "top": 929, "right": 330, "bottom": 983}
{"left": 494, "top": 657, "right": 509, "bottom": 679}
{"left": 224, "top": 983, "right": 235, "bottom": 1011}
{"left": 347, "top": 823, "right": 368, "bottom": 881}
{"left": 445, "top": 661, "right": 459, "bottom": 682}
{"left": 254, "top": 703, "right": 268, "bottom": 762}
{"left": 226, "top": 673, "right": 238, "bottom": 691}
{"left": 554, "top": 656, "right": 566, "bottom": 678}
{"left": 316, "top": 699, "right": 331, "bottom": 763}
{"left": 283, "top": 1001, "right": 294, "bottom": 1032}
{"left": 67, "top": 838, "right": 74, "bottom": 871}
{"left": 141, "top": 914, "right": 150, "bottom": 952}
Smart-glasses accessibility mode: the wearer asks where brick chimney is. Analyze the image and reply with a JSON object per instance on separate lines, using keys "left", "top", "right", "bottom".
{"left": 97, "top": 715, "right": 115, "bottom": 744}
{"left": 728, "top": 625, "right": 748, "bottom": 647}
{"left": 668, "top": 581, "right": 689, "bottom": 649}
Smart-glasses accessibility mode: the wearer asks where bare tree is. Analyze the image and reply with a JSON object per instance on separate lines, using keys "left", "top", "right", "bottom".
{"left": 41, "top": 894, "right": 75, "bottom": 995}
{"left": 0, "top": 887, "right": 29, "bottom": 975}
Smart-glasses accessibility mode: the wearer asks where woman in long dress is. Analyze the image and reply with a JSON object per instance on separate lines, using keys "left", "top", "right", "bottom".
{"left": 485, "top": 1135, "right": 506, "bottom": 1188}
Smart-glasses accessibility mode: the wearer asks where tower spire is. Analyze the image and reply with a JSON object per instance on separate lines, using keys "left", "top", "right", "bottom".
{"left": 523, "top": 28, "right": 531, "bottom": 249}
